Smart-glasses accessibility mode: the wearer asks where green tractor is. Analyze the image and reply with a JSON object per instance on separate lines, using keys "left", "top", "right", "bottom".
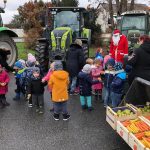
{"left": 35, "top": 7, "right": 92, "bottom": 71}
{"left": 119, "top": 10, "right": 150, "bottom": 52}
{"left": 0, "top": 0, "right": 18, "bottom": 66}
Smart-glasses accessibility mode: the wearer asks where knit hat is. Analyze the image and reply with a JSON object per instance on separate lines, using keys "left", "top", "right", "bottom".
{"left": 19, "top": 59, "right": 26, "bottom": 68}
{"left": 82, "top": 64, "right": 92, "bottom": 74}
{"left": 74, "top": 39, "right": 82, "bottom": 47}
{"left": 106, "top": 58, "right": 115, "bottom": 67}
{"left": 32, "top": 67, "right": 40, "bottom": 73}
{"left": 54, "top": 61, "right": 63, "bottom": 71}
{"left": 114, "top": 62, "right": 123, "bottom": 71}
{"left": 113, "top": 29, "right": 121, "bottom": 35}
{"left": 28, "top": 53, "right": 36, "bottom": 62}
{"left": 14, "top": 60, "right": 24, "bottom": 69}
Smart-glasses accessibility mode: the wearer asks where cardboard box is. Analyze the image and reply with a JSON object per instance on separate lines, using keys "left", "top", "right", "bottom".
{"left": 117, "top": 121, "right": 129, "bottom": 144}
{"left": 128, "top": 133, "right": 147, "bottom": 150}
{"left": 106, "top": 106, "right": 137, "bottom": 130}
{"left": 129, "top": 104, "right": 150, "bottom": 116}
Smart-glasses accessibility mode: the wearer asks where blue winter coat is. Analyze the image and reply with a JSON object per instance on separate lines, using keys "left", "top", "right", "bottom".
{"left": 103, "top": 70, "right": 115, "bottom": 88}
{"left": 111, "top": 70, "right": 126, "bottom": 94}
{"left": 78, "top": 71, "right": 99, "bottom": 96}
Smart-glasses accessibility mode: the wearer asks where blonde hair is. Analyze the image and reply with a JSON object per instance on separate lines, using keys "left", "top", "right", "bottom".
{"left": 86, "top": 58, "right": 93, "bottom": 65}
{"left": 94, "top": 59, "right": 101, "bottom": 65}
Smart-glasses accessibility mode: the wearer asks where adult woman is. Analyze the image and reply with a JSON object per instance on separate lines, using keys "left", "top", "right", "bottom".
{"left": 127, "top": 35, "right": 150, "bottom": 85}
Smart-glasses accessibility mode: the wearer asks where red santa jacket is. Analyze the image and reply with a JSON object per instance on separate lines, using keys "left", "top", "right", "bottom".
{"left": 109, "top": 34, "right": 128, "bottom": 64}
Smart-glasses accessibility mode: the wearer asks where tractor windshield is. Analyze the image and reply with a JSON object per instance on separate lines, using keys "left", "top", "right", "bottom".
{"left": 54, "top": 11, "right": 79, "bottom": 32}
{"left": 122, "top": 15, "right": 145, "bottom": 30}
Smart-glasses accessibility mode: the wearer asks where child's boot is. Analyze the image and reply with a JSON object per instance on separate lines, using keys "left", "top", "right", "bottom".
{"left": 53, "top": 113, "right": 60, "bottom": 121}
{"left": 63, "top": 114, "right": 70, "bottom": 121}
{"left": 81, "top": 105, "right": 87, "bottom": 110}
{"left": 1, "top": 98, "right": 10, "bottom": 106}
{"left": 0, "top": 99, "right": 4, "bottom": 108}
{"left": 13, "top": 93, "right": 20, "bottom": 101}
{"left": 39, "top": 106, "right": 44, "bottom": 114}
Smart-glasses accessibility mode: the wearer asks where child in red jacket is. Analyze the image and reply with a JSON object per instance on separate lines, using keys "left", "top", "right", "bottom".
{"left": 0, "top": 64, "right": 10, "bottom": 108}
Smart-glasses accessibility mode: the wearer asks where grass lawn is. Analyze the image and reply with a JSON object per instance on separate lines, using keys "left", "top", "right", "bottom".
{"left": 16, "top": 43, "right": 35, "bottom": 60}
{"left": 16, "top": 42, "right": 96, "bottom": 60}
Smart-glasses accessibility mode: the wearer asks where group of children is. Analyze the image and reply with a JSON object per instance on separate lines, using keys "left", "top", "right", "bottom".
{"left": 0, "top": 48, "right": 127, "bottom": 121}
{"left": 79, "top": 48, "right": 127, "bottom": 109}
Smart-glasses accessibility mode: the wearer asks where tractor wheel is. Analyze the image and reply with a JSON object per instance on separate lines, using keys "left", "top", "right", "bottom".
{"left": 0, "top": 34, "right": 18, "bottom": 66}
{"left": 35, "top": 40, "right": 49, "bottom": 72}
{"left": 82, "top": 42, "right": 89, "bottom": 60}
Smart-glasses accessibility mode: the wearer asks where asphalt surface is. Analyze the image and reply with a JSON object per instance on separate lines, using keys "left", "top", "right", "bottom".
{"left": 0, "top": 73, "right": 131, "bottom": 150}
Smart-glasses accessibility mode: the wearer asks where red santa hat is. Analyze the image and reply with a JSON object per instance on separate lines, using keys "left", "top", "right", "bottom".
{"left": 113, "top": 29, "right": 121, "bottom": 35}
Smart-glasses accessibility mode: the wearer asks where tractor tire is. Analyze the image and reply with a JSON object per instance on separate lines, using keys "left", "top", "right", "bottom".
{"left": 0, "top": 34, "right": 18, "bottom": 66}
{"left": 82, "top": 42, "right": 89, "bottom": 60}
{"left": 35, "top": 41, "right": 49, "bottom": 72}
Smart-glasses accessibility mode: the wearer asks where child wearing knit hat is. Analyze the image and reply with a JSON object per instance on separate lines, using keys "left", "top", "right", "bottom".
{"left": 13, "top": 60, "right": 26, "bottom": 101}
{"left": 78, "top": 64, "right": 101, "bottom": 111}
{"left": 48, "top": 61, "right": 70, "bottom": 121}
{"left": 102, "top": 58, "right": 116, "bottom": 107}
{"left": 110, "top": 62, "right": 126, "bottom": 107}
{"left": 0, "top": 64, "right": 10, "bottom": 108}
{"left": 27, "top": 67, "right": 46, "bottom": 114}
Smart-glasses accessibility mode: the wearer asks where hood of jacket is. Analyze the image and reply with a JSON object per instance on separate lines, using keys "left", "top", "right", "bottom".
{"left": 70, "top": 43, "right": 82, "bottom": 50}
{"left": 53, "top": 70, "right": 68, "bottom": 80}
{"left": 116, "top": 71, "right": 126, "bottom": 80}
{"left": 78, "top": 71, "right": 87, "bottom": 79}
{"left": 140, "top": 41, "right": 150, "bottom": 54}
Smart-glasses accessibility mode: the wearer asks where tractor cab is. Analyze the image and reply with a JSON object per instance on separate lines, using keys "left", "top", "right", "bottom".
{"left": 35, "top": 7, "right": 92, "bottom": 72}
{"left": 49, "top": 7, "right": 91, "bottom": 51}
{"left": 120, "top": 10, "right": 150, "bottom": 52}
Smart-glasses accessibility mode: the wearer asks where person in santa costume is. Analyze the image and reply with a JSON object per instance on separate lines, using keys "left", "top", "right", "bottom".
{"left": 109, "top": 29, "right": 128, "bottom": 64}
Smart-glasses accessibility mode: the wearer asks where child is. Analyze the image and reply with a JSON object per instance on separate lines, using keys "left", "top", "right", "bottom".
{"left": 0, "top": 65, "right": 10, "bottom": 108}
{"left": 20, "top": 54, "right": 37, "bottom": 107}
{"left": 78, "top": 64, "right": 101, "bottom": 111}
{"left": 86, "top": 58, "right": 94, "bottom": 66}
{"left": 102, "top": 58, "right": 115, "bottom": 107}
{"left": 13, "top": 60, "right": 26, "bottom": 100}
{"left": 91, "top": 59, "right": 103, "bottom": 101}
{"left": 110, "top": 62, "right": 126, "bottom": 107}
{"left": 27, "top": 67, "right": 46, "bottom": 114}
{"left": 95, "top": 47, "right": 103, "bottom": 62}
{"left": 42, "top": 62, "right": 55, "bottom": 111}
{"left": 48, "top": 61, "right": 70, "bottom": 121}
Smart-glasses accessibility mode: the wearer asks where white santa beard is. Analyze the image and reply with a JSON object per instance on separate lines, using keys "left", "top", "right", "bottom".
{"left": 112, "top": 35, "right": 120, "bottom": 46}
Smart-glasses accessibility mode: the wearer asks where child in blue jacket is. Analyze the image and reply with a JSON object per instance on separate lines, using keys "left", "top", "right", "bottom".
{"left": 110, "top": 62, "right": 126, "bottom": 107}
{"left": 102, "top": 58, "right": 115, "bottom": 107}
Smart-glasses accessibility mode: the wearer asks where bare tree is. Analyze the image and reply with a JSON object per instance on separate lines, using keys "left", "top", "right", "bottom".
{"left": 130, "top": 0, "right": 135, "bottom": 10}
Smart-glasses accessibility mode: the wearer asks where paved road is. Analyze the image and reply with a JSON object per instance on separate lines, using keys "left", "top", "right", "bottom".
{"left": 0, "top": 73, "right": 131, "bottom": 150}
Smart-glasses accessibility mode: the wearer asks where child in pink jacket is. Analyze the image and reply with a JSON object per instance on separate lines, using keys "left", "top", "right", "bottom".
{"left": 42, "top": 62, "right": 55, "bottom": 111}
{"left": 0, "top": 64, "right": 10, "bottom": 108}
{"left": 91, "top": 59, "right": 103, "bottom": 101}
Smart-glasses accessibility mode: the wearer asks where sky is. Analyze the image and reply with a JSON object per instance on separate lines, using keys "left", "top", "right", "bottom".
{"left": 0, "top": 0, "right": 149, "bottom": 24}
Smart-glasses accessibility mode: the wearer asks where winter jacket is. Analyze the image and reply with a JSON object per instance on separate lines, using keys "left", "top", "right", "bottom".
{"left": 109, "top": 34, "right": 128, "bottom": 64}
{"left": 0, "top": 70, "right": 10, "bottom": 94}
{"left": 103, "top": 70, "right": 115, "bottom": 88}
{"left": 111, "top": 70, "right": 126, "bottom": 94}
{"left": 42, "top": 69, "right": 53, "bottom": 92}
{"left": 27, "top": 76, "right": 46, "bottom": 95}
{"left": 66, "top": 44, "right": 85, "bottom": 77}
{"left": 20, "top": 67, "right": 35, "bottom": 92}
{"left": 48, "top": 70, "right": 69, "bottom": 102}
{"left": 127, "top": 41, "right": 150, "bottom": 84}
{"left": 78, "top": 71, "right": 100, "bottom": 96}
{"left": 91, "top": 66, "right": 103, "bottom": 90}
{"left": 14, "top": 68, "right": 26, "bottom": 93}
